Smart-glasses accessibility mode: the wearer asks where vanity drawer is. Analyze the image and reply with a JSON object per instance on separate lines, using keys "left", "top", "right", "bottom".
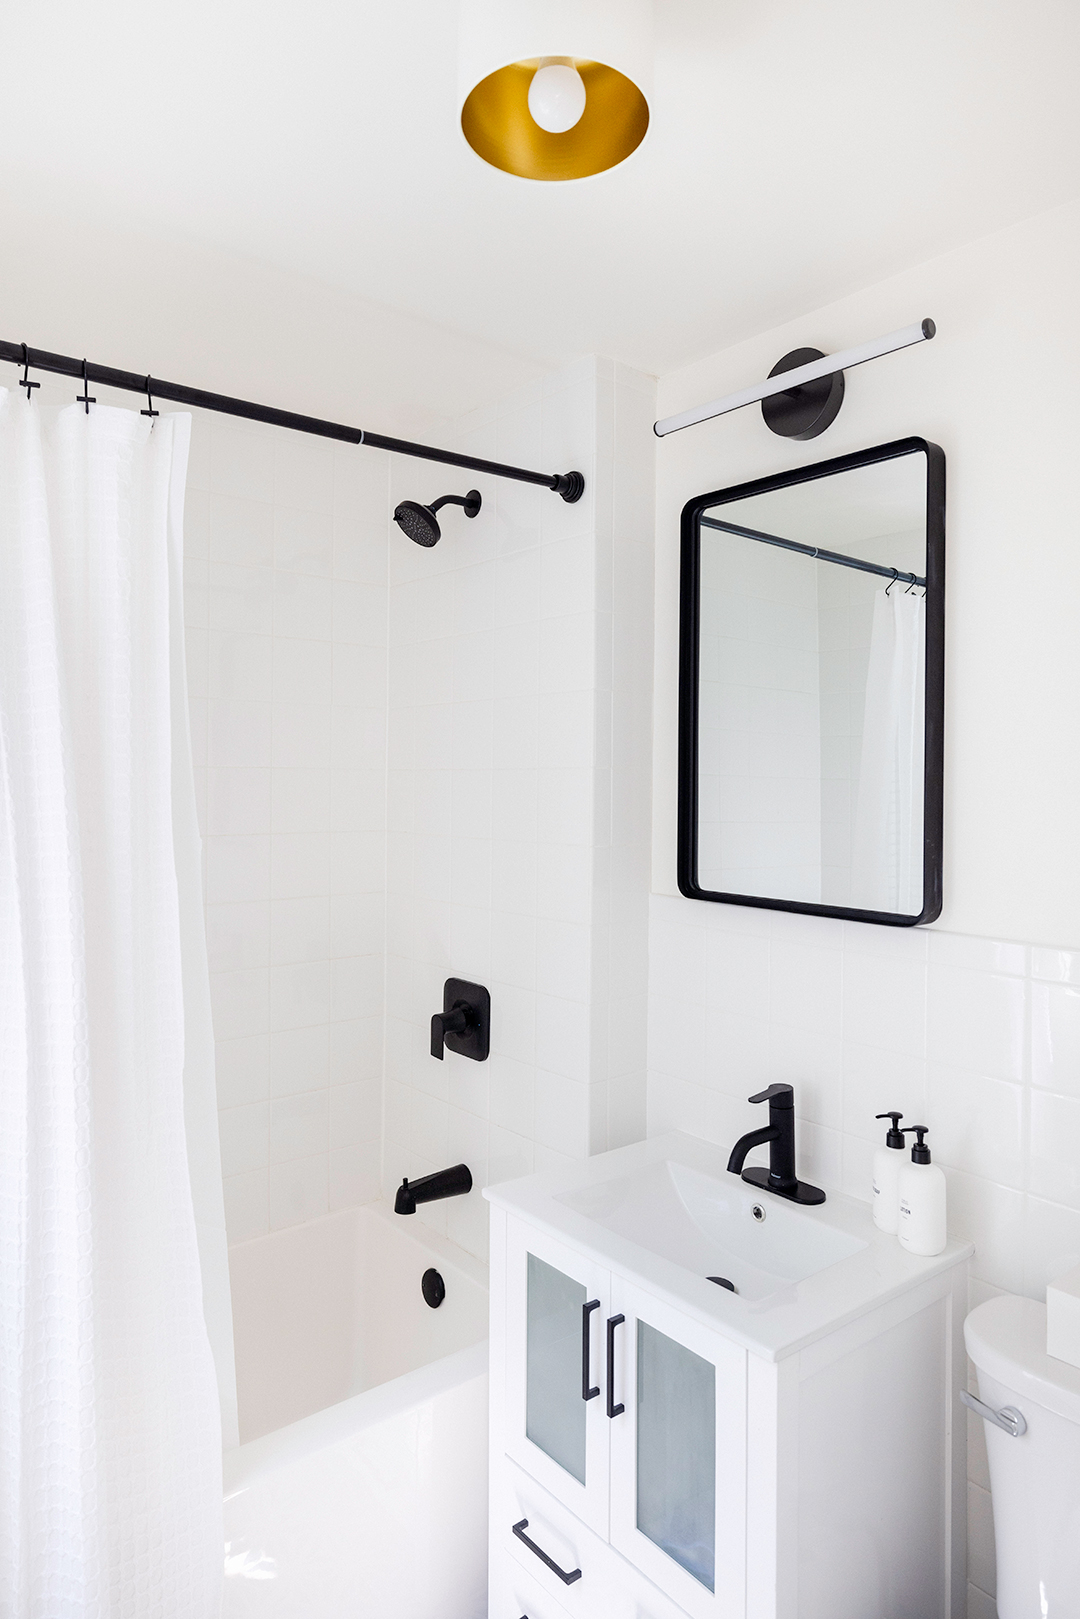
{"left": 498, "top": 1459, "right": 616, "bottom": 1617}
{"left": 497, "top": 1459, "right": 691, "bottom": 1619}
{"left": 490, "top": 1549, "right": 583, "bottom": 1619}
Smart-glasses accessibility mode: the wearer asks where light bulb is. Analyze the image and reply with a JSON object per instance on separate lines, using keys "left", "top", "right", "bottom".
{"left": 527, "top": 60, "right": 587, "bottom": 134}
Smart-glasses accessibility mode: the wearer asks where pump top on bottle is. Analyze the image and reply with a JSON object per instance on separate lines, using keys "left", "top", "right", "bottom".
{"left": 897, "top": 1125, "right": 947, "bottom": 1256}
{"left": 877, "top": 1112, "right": 905, "bottom": 1147}
{"left": 871, "top": 1111, "right": 905, "bottom": 1233}
{"left": 905, "top": 1125, "right": 932, "bottom": 1163}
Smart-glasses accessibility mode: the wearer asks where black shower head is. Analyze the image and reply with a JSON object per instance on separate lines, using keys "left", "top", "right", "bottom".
{"left": 394, "top": 500, "right": 441, "bottom": 547}
{"left": 393, "top": 489, "right": 481, "bottom": 547}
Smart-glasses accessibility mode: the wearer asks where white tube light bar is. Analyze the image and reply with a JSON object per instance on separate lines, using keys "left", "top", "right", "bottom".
{"left": 653, "top": 318, "right": 936, "bottom": 438}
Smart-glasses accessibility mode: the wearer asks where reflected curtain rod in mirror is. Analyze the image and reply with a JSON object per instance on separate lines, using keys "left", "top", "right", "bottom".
{"left": 701, "top": 515, "right": 926, "bottom": 590}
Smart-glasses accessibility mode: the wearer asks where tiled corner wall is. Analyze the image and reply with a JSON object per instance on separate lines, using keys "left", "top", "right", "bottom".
{"left": 182, "top": 412, "right": 389, "bottom": 1243}
{"left": 589, "top": 363, "right": 655, "bottom": 1162}
{"left": 381, "top": 358, "right": 655, "bottom": 1262}
{"left": 647, "top": 894, "right": 1080, "bottom": 1615}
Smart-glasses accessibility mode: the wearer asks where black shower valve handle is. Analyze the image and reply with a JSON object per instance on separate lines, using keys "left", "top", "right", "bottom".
{"left": 430, "top": 977, "right": 491, "bottom": 1063}
{"left": 430, "top": 1002, "right": 470, "bottom": 1060}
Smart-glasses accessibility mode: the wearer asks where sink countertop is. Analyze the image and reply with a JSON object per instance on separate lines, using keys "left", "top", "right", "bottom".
{"left": 484, "top": 1131, "right": 973, "bottom": 1362}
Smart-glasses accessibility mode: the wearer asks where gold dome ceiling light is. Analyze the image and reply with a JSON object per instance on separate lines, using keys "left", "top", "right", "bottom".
{"left": 459, "top": 0, "right": 653, "bottom": 182}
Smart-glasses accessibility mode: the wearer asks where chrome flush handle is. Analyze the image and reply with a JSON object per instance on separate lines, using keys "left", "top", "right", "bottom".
{"left": 960, "top": 1388, "right": 1027, "bottom": 1438}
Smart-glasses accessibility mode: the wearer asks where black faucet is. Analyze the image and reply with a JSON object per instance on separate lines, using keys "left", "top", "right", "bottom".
{"left": 727, "top": 1084, "right": 826, "bottom": 1206}
{"left": 394, "top": 1163, "right": 473, "bottom": 1215}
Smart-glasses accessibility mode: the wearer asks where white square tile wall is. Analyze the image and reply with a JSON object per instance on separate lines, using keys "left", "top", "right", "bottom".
{"left": 184, "top": 412, "right": 388, "bottom": 1243}
{"left": 648, "top": 899, "right": 1080, "bottom": 1296}
{"left": 382, "top": 359, "right": 654, "bottom": 1261}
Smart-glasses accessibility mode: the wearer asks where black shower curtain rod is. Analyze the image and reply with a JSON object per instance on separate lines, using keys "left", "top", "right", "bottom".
{"left": 701, "top": 514, "right": 925, "bottom": 589}
{"left": 0, "top": 340, "right": 585, "bottom": 503}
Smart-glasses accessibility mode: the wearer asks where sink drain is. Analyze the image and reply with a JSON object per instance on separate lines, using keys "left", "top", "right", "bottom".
{"left": 707, "top": 1276, "right": 737, "bottom": 1294}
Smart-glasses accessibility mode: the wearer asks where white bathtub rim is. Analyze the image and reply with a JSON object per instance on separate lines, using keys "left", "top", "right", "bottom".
{"left": 224, "top": 1338, "right": 488, "bottom": 1496}
{"left": 227, "top": 1196, "right": 490, "bottom": 1286}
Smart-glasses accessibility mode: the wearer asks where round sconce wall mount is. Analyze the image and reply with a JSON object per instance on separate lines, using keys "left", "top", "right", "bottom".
{"left": 761, "top": 348, "right": 846, "bottom": 441}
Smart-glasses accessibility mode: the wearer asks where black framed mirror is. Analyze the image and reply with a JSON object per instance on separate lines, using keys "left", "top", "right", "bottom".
{"left": 678, "top": 437, "right": 945, "bottom": 926}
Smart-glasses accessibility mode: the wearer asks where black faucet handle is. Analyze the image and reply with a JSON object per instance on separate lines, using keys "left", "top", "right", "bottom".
{"left": 748, "top": 1083, "right": 794, "bottom": 1107}
{"left": 431, "top": 1004, "right": 469, "bottom": 1060}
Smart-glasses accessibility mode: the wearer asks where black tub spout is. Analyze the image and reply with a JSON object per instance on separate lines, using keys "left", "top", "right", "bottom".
{"left": 395, "top": 1163, "right": 473, "bottom": 1215}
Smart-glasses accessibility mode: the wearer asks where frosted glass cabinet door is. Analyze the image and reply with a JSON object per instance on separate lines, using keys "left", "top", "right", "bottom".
{"left": 608, "top": 1278, "right": 746, "bottom": 1619}
{"left": 504, "top": 1218, "right": 611, "bottom": 1535}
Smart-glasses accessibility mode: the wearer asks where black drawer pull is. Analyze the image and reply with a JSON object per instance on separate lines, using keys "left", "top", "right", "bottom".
{"left": 511, "top": 1519, "right": 582, "bottom": 1585}
{"left": 606, "top": 1313, "right": 625, "bottom": 1417}
{"left": 582, "top": 1300, "right": 600, "bottom": 1400}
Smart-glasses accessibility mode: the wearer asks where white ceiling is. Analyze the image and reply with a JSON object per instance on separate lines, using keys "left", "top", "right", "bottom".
{"left": 3, "top": 0, "right": 1080, "bottom": 378}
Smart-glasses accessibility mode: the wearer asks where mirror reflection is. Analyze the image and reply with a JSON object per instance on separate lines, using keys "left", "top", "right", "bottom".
{"left": 683, "top": 440, "right": 944, "bottom": 923}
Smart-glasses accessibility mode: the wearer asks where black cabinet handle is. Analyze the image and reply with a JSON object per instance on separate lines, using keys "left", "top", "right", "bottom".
{"left": 512, "top": 1519, "right": 582, "bottom": 1585}
{"left": 606, "top": 1314, "right": 625, "bottom": 1418}
{"left": 582, "top": 1300, "right": 600, "bottom": 1400}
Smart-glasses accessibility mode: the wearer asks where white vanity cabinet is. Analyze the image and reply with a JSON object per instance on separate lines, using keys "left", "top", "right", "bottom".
{"left": 501, "top": 1218, "right": 745, "bottom": 1618}
{"left": 487, "top": 1131, "right": 973, "bottom": 1619}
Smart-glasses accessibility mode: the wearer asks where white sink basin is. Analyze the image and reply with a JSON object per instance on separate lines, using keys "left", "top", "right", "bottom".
{"left": 557, "top": 1158, "right": 865, "bottom": 1302}
{"left": 486, "top": 1131, "right": 973, "bottom": 1360}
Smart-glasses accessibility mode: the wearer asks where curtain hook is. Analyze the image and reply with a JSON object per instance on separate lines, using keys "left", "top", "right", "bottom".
{"left": 904, "top": 575, "right": 917, "bottom": 593}
{"left": 19, "top": 343, "right": 40, "bottom": 403}
{"left": 141, "top": 374, "right": 159, "bottom": 421}
{"left": 885, "top": 568, "right": 899, "bottom": 595}
{"left": 76, "top": 358, "right": 96, "bottom": 415}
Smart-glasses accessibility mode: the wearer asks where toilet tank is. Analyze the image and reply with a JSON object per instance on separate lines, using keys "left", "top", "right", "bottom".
{"left": 965, "top": 1296, "right": 1080, "bottom": 1619}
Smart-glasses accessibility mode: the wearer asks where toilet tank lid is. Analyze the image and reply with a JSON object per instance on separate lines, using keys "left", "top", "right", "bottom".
{"left": 965, "top": 1296, "right": 1080, "bottom": 1426}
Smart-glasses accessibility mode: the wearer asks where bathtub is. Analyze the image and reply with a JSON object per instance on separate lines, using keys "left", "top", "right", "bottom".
{"left": 222, "top": 1202, "right": 489, "bottom": 1618}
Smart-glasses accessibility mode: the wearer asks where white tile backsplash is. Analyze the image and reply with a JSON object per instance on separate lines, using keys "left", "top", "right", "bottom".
{"left": 647, "top": 892, "right": 1080, "bottom": 1305}
{"left": 1031, "top": 979, "right": 1080, "bottom": 1095}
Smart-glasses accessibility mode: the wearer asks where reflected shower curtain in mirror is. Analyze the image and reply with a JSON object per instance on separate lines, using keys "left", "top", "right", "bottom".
{"left": 851, "top": 587, "right": 925, "bottom": 914}
{"left": 0, "top": 392, "right": 223, "bottom": 1615}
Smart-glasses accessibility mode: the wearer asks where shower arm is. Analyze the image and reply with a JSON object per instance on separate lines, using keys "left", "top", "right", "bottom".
{"left": 0, "top": 340, "right": 586, "bottom": 504}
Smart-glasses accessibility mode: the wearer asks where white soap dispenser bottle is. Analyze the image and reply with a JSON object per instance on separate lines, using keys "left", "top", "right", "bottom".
{"left": 872, "top": 1111, "right": 905, "bottom": 1233}
{"left": 897, "top": 1126, "right": 947, "bottom": 1256}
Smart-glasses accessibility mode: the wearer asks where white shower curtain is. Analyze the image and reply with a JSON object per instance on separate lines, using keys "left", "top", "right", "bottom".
{"left": 851, "top": 586, "right": 925, "bottom": 915}
{"left": 0, "top": 391, "right": 223, "bottom": 1616}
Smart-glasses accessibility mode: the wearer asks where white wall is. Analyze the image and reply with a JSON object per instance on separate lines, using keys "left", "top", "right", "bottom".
{"left": 382, "top": 358, "right": 655, "bottom": 1262}
{"left": 648, "top": 197, "right": 1080, "bottom": 1616}
{"left": 0, "top": 203, "right": 545, "bottom": 437}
